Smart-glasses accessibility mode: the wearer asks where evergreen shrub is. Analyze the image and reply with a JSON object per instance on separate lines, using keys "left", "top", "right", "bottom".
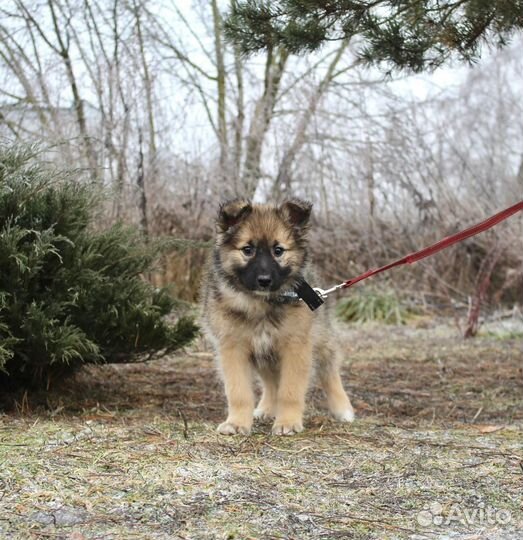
{"left": 0, "top": 146, "right": 197, "bottom": 387}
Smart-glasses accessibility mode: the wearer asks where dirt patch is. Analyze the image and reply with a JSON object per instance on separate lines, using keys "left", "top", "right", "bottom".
{"left": 1, "top": 321, "right": 522, "bottom": 539}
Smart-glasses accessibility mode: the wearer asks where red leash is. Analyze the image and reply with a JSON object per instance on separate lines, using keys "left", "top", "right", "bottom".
{"left": 313, "top": 200, "right": 523, "bottom": 300}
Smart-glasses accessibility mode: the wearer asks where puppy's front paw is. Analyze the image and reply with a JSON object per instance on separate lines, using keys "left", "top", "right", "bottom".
{"left": 217, "top": 421, "right": 251, "bottom": 435}
{"left": 272, "top": 420, "right": 303, "bottom": 436}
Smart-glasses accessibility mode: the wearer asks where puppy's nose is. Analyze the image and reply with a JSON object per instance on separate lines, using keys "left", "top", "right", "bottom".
{"left": 257, "top": 275, "right": 272, "bottom": 289}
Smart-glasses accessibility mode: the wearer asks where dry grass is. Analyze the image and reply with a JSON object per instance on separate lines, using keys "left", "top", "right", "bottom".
{"left": 1, "top": 318, "right": 522, "bottom": 539}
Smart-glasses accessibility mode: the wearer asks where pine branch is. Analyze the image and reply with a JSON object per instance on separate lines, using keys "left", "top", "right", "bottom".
{"left": 224, "top": 0, "right": 523, "bottom": 71}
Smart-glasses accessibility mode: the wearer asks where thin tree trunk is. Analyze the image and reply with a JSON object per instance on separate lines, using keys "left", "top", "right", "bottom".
{"left": 0, "top": 28, "right": 50, "bottom": 129}
{"left": 232, "top": 39, "right": 244, "bottom": 193}
{"left": 367, "top": 139, "right": 375, "bottom": 229}
{"left": 131, "top": 0, "right": 155, "bottom": 234}
{"left": 133, "top": 0, "right": 156, "bottom": 160}
{"left": 46, "top": 0, "right": 98, "bottom": 178}
{"left": 517, "top": 152, "right": 523, "bottom": 193}
{"left": 110, "top": 0, "right": 130, "bottom": 218}
{"left": 211, "top": 0, "right": 228, "bottom": 180}
{"left": 272, "top": 41, "right": 348, "bottom": 200}
{"left": 137, "top": 129, "right": 149, "bottom": 238}
{"left": 243, "top": 47, "right": 289, "bottom": 198}
{"left": 464, "top": 244, "right": 503, "bottom": 338}
{"left": 115, "top": 107, "right": 130, "bottom": 218}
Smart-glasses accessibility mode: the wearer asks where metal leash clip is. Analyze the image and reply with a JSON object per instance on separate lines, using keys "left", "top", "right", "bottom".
{"left": 293, "top": 281, "right": 345, "bottom": 311}
{"left": 313, "top": 284, "right": 344, "bottom": 300}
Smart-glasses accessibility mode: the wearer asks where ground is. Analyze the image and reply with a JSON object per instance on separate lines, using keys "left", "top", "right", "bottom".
{"left": 0, "top": 318, "right": 522, "bottom": 539}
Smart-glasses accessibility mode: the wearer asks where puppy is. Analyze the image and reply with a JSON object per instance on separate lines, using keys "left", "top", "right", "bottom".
{"left": 200, "top": 199, "right": 354, "bottom": 435}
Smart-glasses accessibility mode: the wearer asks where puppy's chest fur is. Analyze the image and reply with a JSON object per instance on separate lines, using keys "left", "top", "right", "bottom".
{"left": 231, "top": 297, "right": 287, "bottom": 368}
{"left": 215, "top": 288, "right": 307, "bottom": 369}
{"left": 248, "top": 316, "right": 283, "bottom": 368}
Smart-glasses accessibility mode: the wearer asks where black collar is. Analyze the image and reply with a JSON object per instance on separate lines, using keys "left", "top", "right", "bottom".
{"left": 268, "top": 290, "right": 301, "bottom": 305}
{"left": 268, "top": 279, "right": 324, "bottom": 311}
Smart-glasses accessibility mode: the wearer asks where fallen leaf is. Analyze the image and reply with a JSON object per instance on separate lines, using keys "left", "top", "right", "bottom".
{"left": 474, "top": 425, "right": 505, "bottom": 434}
{"left": 67, "top": 533, "right": 87, "bottom": 540}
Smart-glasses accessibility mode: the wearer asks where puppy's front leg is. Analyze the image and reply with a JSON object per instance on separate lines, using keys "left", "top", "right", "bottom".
{"left": 273, "top": 336, "right": 312, "bottom": 435}
{"left": 217, "top": 341, "right": 255, "bottom": 435}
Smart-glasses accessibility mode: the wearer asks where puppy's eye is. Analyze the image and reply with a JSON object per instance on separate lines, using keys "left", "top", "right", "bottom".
{"left": 273, "top": 246, "right": 285, "bottom": 257}
{"left": 241, "top": 245, "right": 254, "bottom": 256}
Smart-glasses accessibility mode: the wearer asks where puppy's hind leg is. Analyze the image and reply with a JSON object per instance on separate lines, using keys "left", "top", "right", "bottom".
{"left": 317, "top": 344, "right": 355, "bottom": 423}
{"left": 254, "top": 367, "right": 278, "bottom": 420}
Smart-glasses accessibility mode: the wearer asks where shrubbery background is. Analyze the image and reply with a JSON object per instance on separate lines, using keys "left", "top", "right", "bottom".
{"left": 0, "top": 146, "right": 197, "bottom": 388}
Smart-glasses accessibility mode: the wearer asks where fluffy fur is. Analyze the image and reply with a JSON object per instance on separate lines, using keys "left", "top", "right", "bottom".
{"left": 200, "top": 199, "right": 354, "bottom": 435}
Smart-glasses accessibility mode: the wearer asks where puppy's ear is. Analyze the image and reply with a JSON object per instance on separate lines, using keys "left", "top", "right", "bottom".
{"left": 217, "top": 198, "right": 252, "bottom": 232}
{"left": 280, "top": 198, "right": 312, "bottom": 228}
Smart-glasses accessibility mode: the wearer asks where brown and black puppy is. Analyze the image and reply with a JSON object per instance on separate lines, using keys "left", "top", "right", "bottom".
{"left": 200, "top": 198, "right": 354, "bottom": 435}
